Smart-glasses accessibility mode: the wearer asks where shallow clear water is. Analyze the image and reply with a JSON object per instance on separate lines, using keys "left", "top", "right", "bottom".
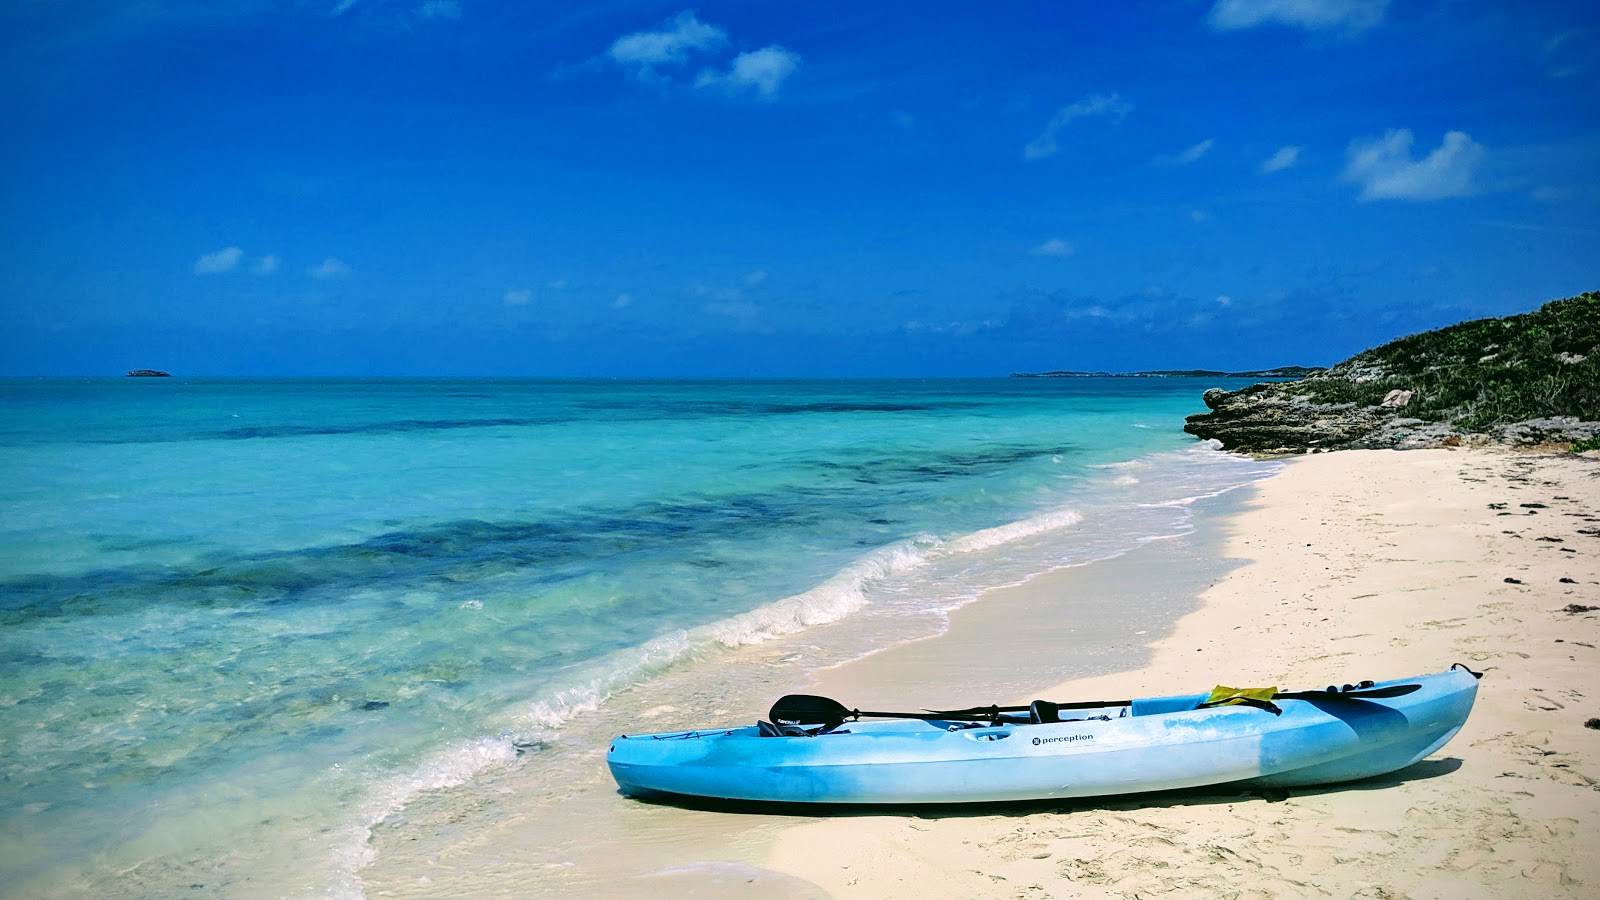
{"left": 0, "top": 377, "right": 1276, "bottom": 896}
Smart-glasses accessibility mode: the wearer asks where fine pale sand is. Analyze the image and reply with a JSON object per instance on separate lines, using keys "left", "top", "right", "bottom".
{"left": 766, "top": 449, "right": 1600, "bottom": 898}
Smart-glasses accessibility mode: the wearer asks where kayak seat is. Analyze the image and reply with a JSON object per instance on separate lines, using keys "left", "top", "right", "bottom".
{"left": 757, "top": 720, "right": 821, "bottom": 737}
{"left": 1029, "top": 700, "right": 1061, "bottom": 724}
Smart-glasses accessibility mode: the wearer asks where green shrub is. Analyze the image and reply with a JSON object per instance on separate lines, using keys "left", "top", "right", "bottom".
{"left": 1314, "top": 291, "right": 1599, "bottom": 427}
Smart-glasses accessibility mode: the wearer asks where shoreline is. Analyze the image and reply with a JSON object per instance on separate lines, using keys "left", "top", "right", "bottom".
{"left": 355, "top": 452, "right": 1268, "bottom": 897}
{"left": 766, "top": 448, "right": 1600, "bottom": 897}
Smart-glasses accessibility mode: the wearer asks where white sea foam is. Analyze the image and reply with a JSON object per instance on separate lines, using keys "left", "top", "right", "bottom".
{"left": 943, "top": 508, "right": 1083, "bottom": 555}
{"left": 331, "top": 735, "right": 521, "bottom": 899}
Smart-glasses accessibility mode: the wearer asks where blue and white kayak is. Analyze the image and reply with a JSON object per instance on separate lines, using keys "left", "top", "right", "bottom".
{"left": 607, "top": 667, "right": 1480, "bottom": 804}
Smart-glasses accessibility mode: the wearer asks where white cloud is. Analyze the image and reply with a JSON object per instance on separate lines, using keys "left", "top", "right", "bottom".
{"left": 704, "top": 300, "right": 761, "bottom": 330}
{"left": 1216, "top": 294, "right": 1233, "bottom": 306}
{"left": 415, "top": 1, "right": 460, "bottom": 21}
{"left": 1260, "top": 145, "right": 1302, "bottom": 173}
{"left": 308, "top": 257, "right": 352, "bottom": 278}
{"left": 609, "top": 10, "right": 726, "bottom": 77}
{"left": 253, "top": 254, "right": 279, "bottom": 275}
{"left": 1543, "top": 29, "right": 1591, "bottom": 79}
{"left": 1190, "top": 209, "right": 1210, "bottom": 223}
{"left": 695, "top": 46, "right": 801, "bottom": 98}
{"left": 691, "top": 280, "right": 743, "bottom": 302}
{"left": 1156, "top": 138, "right": 1214, "bottom": 166}
{"left": 1207, "top": 0, "right": 1388, "bottom": 34}
{"left": 613, "top": 292, "right": 632, "bottom": 309}
{"left": 745, "top": 270, "right": 768, "bottom": 286}
{"left": 194, "top": 246, "right": 242, "bottom": 275}
{"left": 332, "top": 0, "right": 360, "bottom": 16}
{"left": 1024, "top": 93, "right": 1132, "bottom": 160}
{"left": 1531, "top": 186, "right": 1572, "bottom": 203}
{"left": 1342, "top": 129, "right": 1485, "bottom": 201}
{"left": 1031, "top": 238, "right": 1076, "bottom": 258}
{"left": 549, "top": 279, "right": 569, "bottom": 290}
{"left": 504, "top": 288, "right": 532, "bottom": 306}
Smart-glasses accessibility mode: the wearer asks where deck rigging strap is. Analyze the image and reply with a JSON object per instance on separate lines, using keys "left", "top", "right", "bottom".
{"left": 1197, "top": 685, "right": 1283, "bottom": 715}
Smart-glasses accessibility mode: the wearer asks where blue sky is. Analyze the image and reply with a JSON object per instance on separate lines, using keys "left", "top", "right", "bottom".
{"left": 2, "top": 1, "right": 1596, "bottom": 376}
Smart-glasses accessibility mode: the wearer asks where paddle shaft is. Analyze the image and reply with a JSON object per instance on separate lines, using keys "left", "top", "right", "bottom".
{"left": 926, "top": 684, "right": 1421, "bottom": 717}
{"left": 773, "top": 684, "right": 1421, "bottom": 728}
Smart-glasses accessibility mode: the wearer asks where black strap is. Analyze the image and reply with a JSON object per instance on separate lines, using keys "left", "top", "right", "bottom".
{"left": 1197, "top": 696, "right": 1283, "bottom": 716}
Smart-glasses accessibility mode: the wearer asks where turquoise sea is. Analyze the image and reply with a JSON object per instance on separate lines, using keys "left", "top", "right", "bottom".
{"left": 0, "top": 377, "right": 1278, "bottom": 897}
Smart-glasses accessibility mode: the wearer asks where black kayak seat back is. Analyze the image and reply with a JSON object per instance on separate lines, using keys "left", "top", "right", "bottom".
{"left": 1028, "top": 700, "right": 1060, "bottom": 724}
{"left": 758, "top": 720, "right": 824, "bottom": 737}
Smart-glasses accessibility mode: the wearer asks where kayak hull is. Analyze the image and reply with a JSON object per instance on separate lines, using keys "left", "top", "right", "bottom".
{"left": 607, "top": 669, "right": 1478, "bottom": 804}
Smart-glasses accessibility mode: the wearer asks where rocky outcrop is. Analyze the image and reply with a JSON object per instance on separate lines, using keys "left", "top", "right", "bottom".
{"left": 1185, "top": 291, "right": 1600, "bottom": 455}
{"left": 126, "top": 370, "right": 171, "bottom": 377}
{"left": 1186, "top": 387, "right": 1415, "bottom": 453}
{"left": 1186, "top": 391, "right": 1600, "bottom": 454}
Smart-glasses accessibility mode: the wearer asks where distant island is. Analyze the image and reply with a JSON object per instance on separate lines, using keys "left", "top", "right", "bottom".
{"left": 1185, "top": 290, "right": 1600, "bottom": 454}
{"left": 126, "top": 369, "right": 172, "bottom": 377}
{"left": 1012, "top": 366, "right": 1322, "bottom": 379}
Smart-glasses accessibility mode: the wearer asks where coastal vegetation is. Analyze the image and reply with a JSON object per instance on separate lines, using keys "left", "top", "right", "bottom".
{"left": 1185, "top": 290, "right": 1600, "bottom": 453}
{"left": 1013, "top": 366, "right": 1321, "bottom": 379}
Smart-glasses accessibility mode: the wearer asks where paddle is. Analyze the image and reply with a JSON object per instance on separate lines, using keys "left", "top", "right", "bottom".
{"left": 930, "top": 683, "right": 1420, "bottom": 717}
{"left": 773, "top": 683, "right": 1423, "bottom": 727}
{"left": 768, "top": 694, "right": 1028, "bottom": 729}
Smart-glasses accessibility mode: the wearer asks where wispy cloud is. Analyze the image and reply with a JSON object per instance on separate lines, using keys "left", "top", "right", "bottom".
{"left": 1259, "top": 145, "right": 1302, "bottom": 173}
{"left": 253, "top": 254, "right": 280, "bottom": 275}
{"left": 308, "top": 257, "right": 352, "bottom": 278}
{"left": 1206, "top": 0, "right": 1389, "bottom": 35}
{"left": 194, "top": 246, "right": 242, "bottom": 275}
{"left": 1155, "top": 138, "right": 1214, "bottom": 166}
{"left": 691, "top": 280, "right": 743, "bottom": 302}
{"left": 414, "top": 1, "right": 460, "bottom": 22}
{"left": 608, "top": 10, "right": 727, "bottom": 82}
{"left": 1031, "top": 238, "right": 1076, "bottom": 258}
{"left": 504, "top": 288, "right": 532, "bottom": 306}
{"left": 695, "top": 46, "right": 802, "bottom": 98}
{"left": 1024, "top": 93, "right": 1132, "bottom": 161}
{"left": 1343, "top": 129, "right": 1485, "bottom": 201}
{"left": 704, "top": 300, "right": 762, "bottom": 331}
{"left": 1542, "top": 29, "right": 1592, "bottom": 79}
{"left": 613, "top": 292, "right": 633, "bottom": 309}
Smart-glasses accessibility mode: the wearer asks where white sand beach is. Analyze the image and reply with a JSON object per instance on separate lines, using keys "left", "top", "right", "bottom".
{"left": 767, "top": 448, "right": 1600, "bottom": 898}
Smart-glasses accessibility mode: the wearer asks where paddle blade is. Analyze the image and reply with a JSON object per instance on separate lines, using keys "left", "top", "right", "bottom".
{"left": 770, "top": 694, "right": 851, "bottom": 728}
{"left": 1278, "top": 683, "right": 1421, "bottom": 701}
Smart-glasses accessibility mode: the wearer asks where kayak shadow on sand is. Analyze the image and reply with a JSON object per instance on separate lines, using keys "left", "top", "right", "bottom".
{"left": 615, "top": 756, "right": 1466, "bottom": 818}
